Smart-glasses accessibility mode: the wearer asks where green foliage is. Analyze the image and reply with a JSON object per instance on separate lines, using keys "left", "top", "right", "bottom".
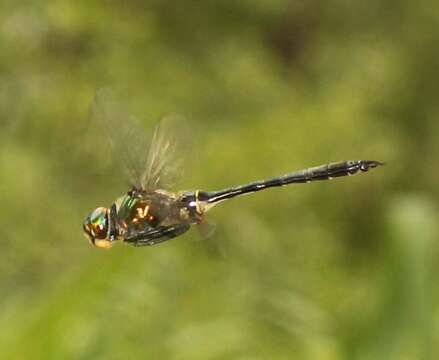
{"left": 0, "top": 1, "right": 438, "bottom": 359}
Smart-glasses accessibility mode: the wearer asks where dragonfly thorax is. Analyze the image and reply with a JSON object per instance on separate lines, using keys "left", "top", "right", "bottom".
{"left": 112, "top": 190, "right": 196, "bottom": 239}
{"left": 116, "top": 193, "right": 162, "bottom": 234}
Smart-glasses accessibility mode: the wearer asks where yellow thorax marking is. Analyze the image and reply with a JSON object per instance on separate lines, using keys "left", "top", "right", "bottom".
{"left": 136, "top": 205, "right": 149, "bottom": 218}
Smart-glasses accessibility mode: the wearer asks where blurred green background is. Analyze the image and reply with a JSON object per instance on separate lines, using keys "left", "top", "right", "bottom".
{"left": 1, "top": 1, "right": 438, "bottom": 359}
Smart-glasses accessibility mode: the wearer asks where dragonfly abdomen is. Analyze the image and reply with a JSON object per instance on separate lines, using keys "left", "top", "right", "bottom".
{"left": 203, "top": 160, "right": 383, "bottom": 204}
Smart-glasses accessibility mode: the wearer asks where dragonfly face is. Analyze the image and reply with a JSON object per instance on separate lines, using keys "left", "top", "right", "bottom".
{"left": 83, "top": 207, "right": 112, "bottom": 248}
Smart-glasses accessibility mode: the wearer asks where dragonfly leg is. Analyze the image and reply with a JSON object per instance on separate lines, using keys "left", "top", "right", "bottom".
{"left": 123, "top": 223, "right": 190, "bottom": 246}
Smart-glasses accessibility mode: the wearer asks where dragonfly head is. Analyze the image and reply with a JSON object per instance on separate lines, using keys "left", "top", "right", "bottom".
{"left": 83, "top": 207, "right": 113, "bottom": 249}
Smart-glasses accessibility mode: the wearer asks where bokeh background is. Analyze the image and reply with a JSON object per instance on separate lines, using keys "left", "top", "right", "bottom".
{"left": 1, "top": 1, "right": 438, "bottom": 359}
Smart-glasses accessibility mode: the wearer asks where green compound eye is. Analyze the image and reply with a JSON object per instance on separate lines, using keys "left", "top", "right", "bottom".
{"left": 83, "top": 207, "right": 109, "bottom": 245}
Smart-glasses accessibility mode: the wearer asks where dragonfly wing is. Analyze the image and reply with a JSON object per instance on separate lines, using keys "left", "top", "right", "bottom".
{"left": 196, "top": 218, "right": 217, "bottom": 239}
{"left": 141, "top": 115, "right": 188, "bottom": 190}
{"left": 124, "top": 223, "right": 190, "bottom": 246}
{"left": 91, "top": 89, "right": 188, "bottom": 191}
{"left": 91, "top": 89, "right": 149, "bottom": 188}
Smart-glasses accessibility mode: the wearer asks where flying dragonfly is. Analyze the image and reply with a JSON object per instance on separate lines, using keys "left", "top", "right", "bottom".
{"left": 83, "top": 92, "right": 383, "bottom": 249}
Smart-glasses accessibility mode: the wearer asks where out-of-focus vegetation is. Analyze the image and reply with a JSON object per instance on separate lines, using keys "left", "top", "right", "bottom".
{"left": 1, "top": 1, "right": 438, "bottom": 359}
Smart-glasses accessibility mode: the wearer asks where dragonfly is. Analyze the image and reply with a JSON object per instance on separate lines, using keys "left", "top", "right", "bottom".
{"left": 83, "top": 92, "right": 383, "bottom": 249}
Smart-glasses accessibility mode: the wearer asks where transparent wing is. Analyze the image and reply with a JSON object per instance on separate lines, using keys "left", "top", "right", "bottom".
{"left": 91, "top": 89, "right": 184, "bottom": 190}
{"left": 141, "top": 116, "right": 184, "bottom": 190}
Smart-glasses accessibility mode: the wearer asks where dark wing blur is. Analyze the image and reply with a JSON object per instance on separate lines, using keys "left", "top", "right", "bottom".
{"left": 91, "top": 89, "right": 183, "bottom": 190}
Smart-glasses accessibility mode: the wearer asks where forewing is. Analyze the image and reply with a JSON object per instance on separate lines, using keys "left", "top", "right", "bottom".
{"left": 90, "top": 89, "right": 185, "bottom": 190}
{"left": 91, "top": 89, "right": 151, "bottom": 189}
{"left": 141, "top": 116, "right": 184, "bottom": 190}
